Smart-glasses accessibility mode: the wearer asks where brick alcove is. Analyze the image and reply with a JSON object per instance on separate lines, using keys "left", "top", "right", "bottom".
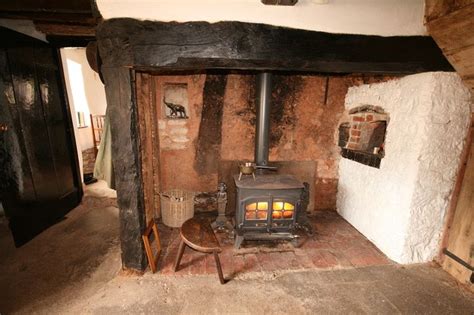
{"left": 338, "top": 105, "right": 389, "bottom": 168}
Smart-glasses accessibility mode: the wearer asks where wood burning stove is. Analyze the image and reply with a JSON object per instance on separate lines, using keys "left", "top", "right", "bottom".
{"left": 232, "top": 72, "right": 311, "bottom": 248}
{"left": 234, "top": 174, "right": 304, "bottom": 248}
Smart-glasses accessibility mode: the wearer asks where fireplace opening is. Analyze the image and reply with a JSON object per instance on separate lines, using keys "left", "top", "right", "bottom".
{"left": 135, "top": 71, "right": 402, "bottom": 248}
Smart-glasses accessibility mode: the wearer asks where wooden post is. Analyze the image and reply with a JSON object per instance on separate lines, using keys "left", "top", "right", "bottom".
{"left": 102, "top": 67, "right": 147, "bottom": 270}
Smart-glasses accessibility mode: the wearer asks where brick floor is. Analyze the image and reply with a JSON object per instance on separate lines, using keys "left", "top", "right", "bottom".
{"left": 157, "top": 211, "right": 391, "bottom": 276}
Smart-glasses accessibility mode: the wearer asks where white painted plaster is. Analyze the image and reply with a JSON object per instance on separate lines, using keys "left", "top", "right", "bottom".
{"left": 97, "top": 0, "right": 426, "bottom": 36}
{"left": 60, "top": 48, "right": 108, "bottom": 181}
{"left": 337, "top": 72, "right": 471, "bottom": 264}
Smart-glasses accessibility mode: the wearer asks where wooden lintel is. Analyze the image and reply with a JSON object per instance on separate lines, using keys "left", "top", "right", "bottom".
{"left": 97, "top": 19, "right": 453, "bottom": 74}
{"left": 35, "top": 22, "right": 96, "bottom": 37}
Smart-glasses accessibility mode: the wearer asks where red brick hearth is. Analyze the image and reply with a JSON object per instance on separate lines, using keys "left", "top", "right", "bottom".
{"left": 157, "top": 212, "right": 391, "bottom": 276}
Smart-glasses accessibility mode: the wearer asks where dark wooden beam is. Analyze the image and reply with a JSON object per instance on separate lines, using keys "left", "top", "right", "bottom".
{"left": 46, "top": 35, "right": 94, "bottom": 48}
{"left": 97, "top": 19, "right": 453, "bottom": 74}
{"left": 35, "top": 22, "right": 96, "bottom": 37}
{"left": 0, "top": 0, "right": 93, "bottom": 15}
{"left": 101, "top": 67, "right": 147, "bottom": 271}
{"left": 0, "top": 0, "right": 100, "bottom": 39}
{"left": 0, "top": 12, "right": 97, "bottom": 24}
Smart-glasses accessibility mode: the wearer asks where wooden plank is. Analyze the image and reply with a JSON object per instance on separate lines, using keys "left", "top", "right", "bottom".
{"left": 136, "top": 73, "right": 155, "bottom": 223}
{"left": 427, "top": 3, "right": 474, "bottom": 53}
{"left": 97, "top": 20, "right": 453, "bottom": 74}
{"left": 150, "top": 76, "right": 162, "bottom": 217}
{"left": 34, "top": 22, "right": 96, "bottom": 37}
{"left": 427, "top": 3, "right": 474, "bottom": 91}
{"left": 145, "top": 73, "right": 157, "bottom": 220}
{"left": 440, "top": 115, "right": 474, "bottom": 256}
{"left": 442, "top": 115, "right": 474, "bottom": 291}
{"left": 461, "top": 77, "right": 474, "bottom": 94}
{"left": 445, "top": 45, "right": 474, "bottom": 77}
{"left": 136, "top": 72, "right": 162, "bottom": 220}
{"left": 425, "top": 0, "right": 474, "bottom": 23}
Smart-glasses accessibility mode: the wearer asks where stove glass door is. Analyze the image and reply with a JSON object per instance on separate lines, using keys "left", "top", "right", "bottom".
{"left": 272, "top": 200, "right": 295, "bottom": 220}
{"left": 245, "top": 201, "right": 268, "bottom": 220}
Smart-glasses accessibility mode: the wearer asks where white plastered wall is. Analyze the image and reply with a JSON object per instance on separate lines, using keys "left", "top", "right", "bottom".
{"left": 60, "top": 48, "right": 107, "bottom": 181}
{"left": 337, "top": 72, "right": 472, "bottom": 264}
{"left": 97, "top": 0, "right": 426, "bottom": 36}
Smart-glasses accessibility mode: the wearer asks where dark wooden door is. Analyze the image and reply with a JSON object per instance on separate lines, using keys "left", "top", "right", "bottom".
{"left": 0, "top": 27, "right": 82, "bottom": 246}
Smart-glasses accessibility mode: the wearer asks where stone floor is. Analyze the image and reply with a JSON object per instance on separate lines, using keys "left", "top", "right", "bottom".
{"left": 0, "top": 181, "right": 473, "bottom": 314}
{"left": 158, "top": 212, "right": 391, "bottom": 278}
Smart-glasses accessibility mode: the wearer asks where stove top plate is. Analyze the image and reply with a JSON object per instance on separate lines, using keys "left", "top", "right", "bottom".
{"left": 233, "top": 174, "right": 304, "bottom": 190}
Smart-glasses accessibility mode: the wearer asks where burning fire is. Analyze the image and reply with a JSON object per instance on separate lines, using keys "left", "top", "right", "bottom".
{"left": 245, "top": 201, "right": 294, "bottom": 220}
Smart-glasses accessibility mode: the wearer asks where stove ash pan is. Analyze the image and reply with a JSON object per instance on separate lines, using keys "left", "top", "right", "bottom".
{"left": 234, "top": 174, "right": 305, "bottom": 248}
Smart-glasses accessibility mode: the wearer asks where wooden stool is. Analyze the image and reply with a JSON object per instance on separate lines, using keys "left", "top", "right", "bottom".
{"left": 174, "top": 217, "right": 226, "bottom": 284}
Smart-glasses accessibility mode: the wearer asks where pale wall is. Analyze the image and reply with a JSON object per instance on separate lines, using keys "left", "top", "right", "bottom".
{"left": 337, "top": 72, "right": 471, "bottom": 264}
{"left": 60, "top": 48, "right": 108, "bottom": 180}
{"left": 97, "top": 0, "right": 426, "bottom": 36}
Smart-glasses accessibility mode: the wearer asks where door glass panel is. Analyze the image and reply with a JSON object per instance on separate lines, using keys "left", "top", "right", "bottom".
{"left": 245, "top": 211, "right": 256, "bottom": 220}
{"left": 273, "top": 201, "right": 284, "bottom": 210}
{"left": 257, "top": 210, "right": 268, "bottom": 220}
{"left": 272, "top": 201, "right": 295, "bottom": 219}
{"left": 246, "top": 203, "right": 257, "bottom": 211}
{"left": 245, "top": 201, "right": 268, "bottom": 220}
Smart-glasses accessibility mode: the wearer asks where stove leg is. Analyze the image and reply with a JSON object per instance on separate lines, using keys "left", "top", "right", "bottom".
{"left": 234, "top": 235, "right": 244, "bottom": 249}
{"left": 291, "top": 237, "right": 299, "bottom": 248}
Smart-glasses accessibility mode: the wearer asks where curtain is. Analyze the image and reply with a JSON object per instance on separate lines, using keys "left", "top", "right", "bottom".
{"left": 93, "top": 115, "right": 115, "bottom": 189}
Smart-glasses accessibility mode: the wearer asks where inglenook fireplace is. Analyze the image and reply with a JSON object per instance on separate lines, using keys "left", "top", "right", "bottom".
{"left": 94, "top": 19, "right": 453, "bottom": 269}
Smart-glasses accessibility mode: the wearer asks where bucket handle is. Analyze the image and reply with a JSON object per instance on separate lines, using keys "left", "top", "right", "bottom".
{"left": 159, "top": 192, "right": 185, "bottom": 202}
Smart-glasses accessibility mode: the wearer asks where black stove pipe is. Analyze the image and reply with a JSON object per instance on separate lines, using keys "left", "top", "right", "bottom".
{"left": 255, "top": 72, "right": 272, "bottom": 167}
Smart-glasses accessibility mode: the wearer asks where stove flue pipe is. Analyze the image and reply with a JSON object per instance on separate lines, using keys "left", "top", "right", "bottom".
{"left": 255, "top": 72, "right": 272, "bottom": 167}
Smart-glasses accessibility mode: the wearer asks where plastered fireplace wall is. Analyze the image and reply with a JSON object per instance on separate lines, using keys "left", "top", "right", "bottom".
{"left": 337, "top": 72, "right": 472, "bottom": 263}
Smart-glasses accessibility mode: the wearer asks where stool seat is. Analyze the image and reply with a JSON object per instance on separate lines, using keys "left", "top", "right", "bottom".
{"left": 180, "top": 217, "right": 221, "bottom": 253}
{"left": 174, "top": 217, "right": 226, "bottom": 284}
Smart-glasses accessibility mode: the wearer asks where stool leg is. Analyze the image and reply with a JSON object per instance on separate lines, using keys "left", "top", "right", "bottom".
{"left": 174, "top": 240, "right": 186, "bottom": 272}
{"left": 213, "top": 251, "right": 226, "bottom": 284}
